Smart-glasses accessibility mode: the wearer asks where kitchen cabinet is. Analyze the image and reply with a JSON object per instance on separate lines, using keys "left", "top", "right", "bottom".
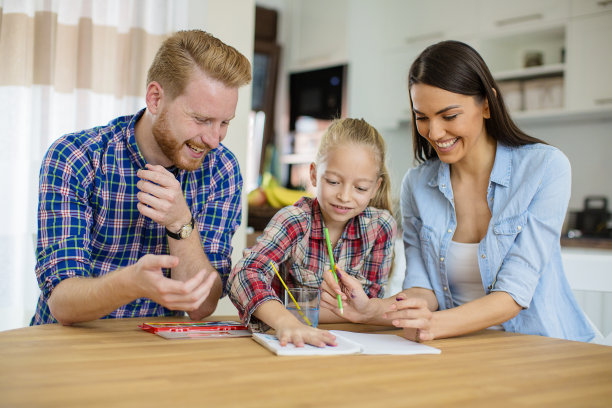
{"left": 565, "top": 12, "right": 612, "bottom": 110}
{"left": 479, "top": 0, "right": 569, "bottom": 34}
{"left": 476, "top": 25, "right": 567, "bottom": 115}
{"left": 379, "top": 0, "right": 478, "bottom": 51}
{"left": 287, "top": 0, "right": 348, "bottom": 72}
{"left": 280, "top": 0, "right": 612, "bottom": 131}
{"left": 570, "top": 0, "right": 612, "bottom": 17}
{"left": 347, "top": 0, "right": 478, "bottom": 129}
{"left": 562, "top": 247, "right": 612, "bottom": 338}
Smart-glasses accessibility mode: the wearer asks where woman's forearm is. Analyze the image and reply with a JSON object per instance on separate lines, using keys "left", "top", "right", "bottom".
{"left": 428, "top": 291, "right": 521, "bottom": 339}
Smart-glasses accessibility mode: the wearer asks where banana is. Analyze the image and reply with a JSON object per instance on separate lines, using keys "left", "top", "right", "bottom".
{"left": 265, "top": 186, "right": 283, "bottom": 207}
{"left": 260, "top": 172, "right": 311, "bottom": 208}
{"left": 267, "top": 185, "right": 310, "bottom": 207}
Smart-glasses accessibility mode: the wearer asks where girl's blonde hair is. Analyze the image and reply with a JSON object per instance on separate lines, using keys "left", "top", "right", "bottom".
{"left": 315, "top": 118, "right": 392, "bottom": 212}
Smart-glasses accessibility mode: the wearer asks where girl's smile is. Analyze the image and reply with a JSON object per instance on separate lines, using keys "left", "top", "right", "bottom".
{"left": 310, "top": 143, "right": 381, "bottom": 233}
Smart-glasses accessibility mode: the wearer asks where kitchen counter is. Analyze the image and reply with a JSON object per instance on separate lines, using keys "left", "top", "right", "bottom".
{"left": 561, "top": 237, "right": 612, "bottom": 251}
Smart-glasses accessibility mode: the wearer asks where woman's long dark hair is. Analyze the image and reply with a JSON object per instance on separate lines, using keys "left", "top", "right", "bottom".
{"left": 409, "top": 40, "right": 546, "bottom": 163}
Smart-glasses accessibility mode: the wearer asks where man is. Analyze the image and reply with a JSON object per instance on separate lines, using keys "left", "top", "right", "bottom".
{"left": 31, "top": 30, "right": 252, "bottom": 325}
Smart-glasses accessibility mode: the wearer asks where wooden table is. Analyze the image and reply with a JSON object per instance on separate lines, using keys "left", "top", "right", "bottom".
{"left": 1, "top": 317, "right": 611, "bottom": 407}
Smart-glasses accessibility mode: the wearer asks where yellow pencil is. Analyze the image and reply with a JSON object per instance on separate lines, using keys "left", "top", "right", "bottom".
{"left": 269, "top": 261, "right": 313, "bottom": 326}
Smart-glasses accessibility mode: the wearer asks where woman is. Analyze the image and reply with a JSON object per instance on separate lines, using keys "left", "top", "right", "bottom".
{"left": 321, "top": 40, "right": 595, "bottom": 342}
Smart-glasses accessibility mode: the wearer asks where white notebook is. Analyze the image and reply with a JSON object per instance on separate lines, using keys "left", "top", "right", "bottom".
{"left": 252, "top": 330, "right": 441, "bottom": 356}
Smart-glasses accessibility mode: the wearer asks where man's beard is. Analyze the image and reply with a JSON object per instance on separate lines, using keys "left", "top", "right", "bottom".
{"left": 152, "top": 109, "right": 208, "bottom": 171}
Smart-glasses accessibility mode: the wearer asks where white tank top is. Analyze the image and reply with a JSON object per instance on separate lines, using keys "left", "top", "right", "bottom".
{"left": 446, "top": 240, "right": 504, "bottom": 331}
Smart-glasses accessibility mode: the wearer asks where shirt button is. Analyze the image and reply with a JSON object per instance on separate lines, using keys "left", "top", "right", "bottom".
{"left": 517, "top": 226, "right": 522, "bottom": 231}
{"left": 441, "top": 184, "right": 446, "bottom": 189}
{"left": 447, "top": 229, "right": 453, "bottom": 233}
{"left": 443, "top": 286, "right": 448, "bottom": 291}
{"left": 481, "top": 254, "right": 486, "bottom": 259}
{"left": 440, "top": 257, "right": 445, "bottom": 262}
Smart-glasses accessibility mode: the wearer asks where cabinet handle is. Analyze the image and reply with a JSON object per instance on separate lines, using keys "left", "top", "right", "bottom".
{"left": 495, "top": 13, "right": 543, "bottom": 27}
{"left": 404, "top": 31, "right": 444, "bottom": 44}
{"left": 594, "top": 98, "right": 612, "bottom": 105}
{"left": 597, "top": 0, "right": 612, "bottom": 6}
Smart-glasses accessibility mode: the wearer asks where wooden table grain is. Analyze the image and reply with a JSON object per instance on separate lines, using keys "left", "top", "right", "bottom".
{"left": 1, "top": 317, "right": 611, "bottom": 408}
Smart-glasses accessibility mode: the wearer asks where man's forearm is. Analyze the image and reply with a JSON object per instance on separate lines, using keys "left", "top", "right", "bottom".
{"left": 47, "top": 266, "right": 137, "bottom": 325}
{"left": 167, "top": 229, "right": 223, "bottom": 320}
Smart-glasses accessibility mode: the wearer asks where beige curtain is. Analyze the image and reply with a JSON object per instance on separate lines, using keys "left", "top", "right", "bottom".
{"left": 0, "top": 0, "right": 190, "bottom": 330}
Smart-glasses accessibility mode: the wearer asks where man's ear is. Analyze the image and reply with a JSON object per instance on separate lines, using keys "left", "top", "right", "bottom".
{"left": 309, "top": 162, "right": 318, "bottom": 187}
{"left": 145, "top": 82, "right": 164, "bottom": 114}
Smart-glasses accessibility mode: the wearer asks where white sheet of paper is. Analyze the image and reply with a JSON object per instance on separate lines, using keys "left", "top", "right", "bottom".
{"left": 252, "top": 332, "right": 362, "bottom": 356}
{"left": 330, "top": 330, "right": 441, "bottom": 355}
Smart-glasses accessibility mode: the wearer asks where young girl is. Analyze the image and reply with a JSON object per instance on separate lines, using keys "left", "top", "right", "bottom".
{"left": 321, "top": 41, "right": 595, "bottom": 343}
{"left": 227, "top": 118, "right": 397, "bottom": 347}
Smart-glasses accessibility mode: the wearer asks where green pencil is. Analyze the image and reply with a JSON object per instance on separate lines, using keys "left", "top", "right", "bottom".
{"left": 323, "top": 227, "right": 344, "bottom": 315}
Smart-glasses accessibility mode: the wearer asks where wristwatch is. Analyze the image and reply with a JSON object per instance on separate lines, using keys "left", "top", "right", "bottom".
{"left": 166, "top": 217, "right": 195, "bottom": 240}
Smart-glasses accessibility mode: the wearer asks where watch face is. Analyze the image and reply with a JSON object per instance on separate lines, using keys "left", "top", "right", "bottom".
{"left": 179, "top": 224, "right": 193, "bottom": 239}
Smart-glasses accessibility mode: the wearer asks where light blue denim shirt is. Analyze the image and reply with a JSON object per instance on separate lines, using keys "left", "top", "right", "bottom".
{"left": 401, "top": 143, "right": 595, "bottom": 342}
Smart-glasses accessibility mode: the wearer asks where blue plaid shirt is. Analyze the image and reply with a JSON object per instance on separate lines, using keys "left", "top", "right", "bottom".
{"left": 32, "top": 109, "right": 243, "bottom": 325}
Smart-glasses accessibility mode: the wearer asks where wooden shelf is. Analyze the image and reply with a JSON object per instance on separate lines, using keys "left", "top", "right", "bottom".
{"left": 511, "top": 106, "right": 612, "bottom": 125}
{"left": 399, "top": 106, "right": 612, "bottom": 128}
{"left": 494, "top": 63, "right": 565, "bottom": 81}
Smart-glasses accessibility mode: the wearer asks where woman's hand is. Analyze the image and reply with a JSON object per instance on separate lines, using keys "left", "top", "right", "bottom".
{"left": 383, "top": 293, "right": 435, "bottom": 341}
{"left": 274, "top": 313, "right": 337, "bottom": 348}
{"left": 320, "top": 267, "right": 373, "bottom": 323}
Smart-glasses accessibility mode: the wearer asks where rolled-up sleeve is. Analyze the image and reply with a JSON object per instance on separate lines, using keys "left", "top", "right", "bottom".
{"left": 36, "top": 139, "right": 93, "bottom": 301}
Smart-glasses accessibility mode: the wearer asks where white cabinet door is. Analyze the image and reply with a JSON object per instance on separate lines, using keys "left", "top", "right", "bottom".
{"left": 288, "top": 0, "right": 348, "bottom": 71}
{"left": 570, "top": 0, "right": 612, "bottom": 17}
{"left": 479, "top": 0, "right": 570, "bottom": 33}
{"left": 349, "top": 43, "right": 418, "bottom": 130}
{"left": 381, "top": 0, "right": 478, "bottom": 51}
{"left": 566, "top": 13, "right": 612, "bottom": 110}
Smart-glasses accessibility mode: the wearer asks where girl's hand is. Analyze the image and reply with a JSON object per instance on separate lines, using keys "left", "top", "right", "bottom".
{"left": 383, "top": 293, "right": 434, "bottom": 341}
{"left": 320, "top": 267, "right": 372, "bottom": 322}
{"left": 275, "top": 314, "right": 337, "bottom": 348}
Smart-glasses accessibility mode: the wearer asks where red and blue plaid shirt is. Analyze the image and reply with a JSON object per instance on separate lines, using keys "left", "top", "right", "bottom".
{"left": 32, "top": 109, "right": 242, "bottom": 325}
{"left": 228, "top": 197, "right": 396, "bottom": 331}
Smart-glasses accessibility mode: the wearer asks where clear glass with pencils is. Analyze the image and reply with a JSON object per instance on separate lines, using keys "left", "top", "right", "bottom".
{"left": 284, "top": 287, "right": 320, "bottom": 328}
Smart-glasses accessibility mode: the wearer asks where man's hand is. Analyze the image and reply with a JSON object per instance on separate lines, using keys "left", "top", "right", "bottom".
{"left": 131, "top": 254, "right": 217, "bottom": 312}
{"left": 136, "top": 164, "right": 192, "bottom": 231}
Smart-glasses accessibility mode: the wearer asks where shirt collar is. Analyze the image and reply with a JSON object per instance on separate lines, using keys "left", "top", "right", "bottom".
{"left": 427, "top": 143, "right": 513, "bottom": 189}
{"left": 310, "top": 198, "right": 364, "bottom": 241}
{"left": 489, "top": 143, "right": 512, "bottom": 187}
{"left": 126, "top": 108, "right": 147, "bottom": 170}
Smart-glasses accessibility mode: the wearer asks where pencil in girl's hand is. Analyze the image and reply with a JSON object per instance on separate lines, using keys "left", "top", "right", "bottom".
{"left": 269, "top": 261, "right": 313, "bottom": 326}
{"left": 323, "top": 227, "right": 344, "bottom": 315}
